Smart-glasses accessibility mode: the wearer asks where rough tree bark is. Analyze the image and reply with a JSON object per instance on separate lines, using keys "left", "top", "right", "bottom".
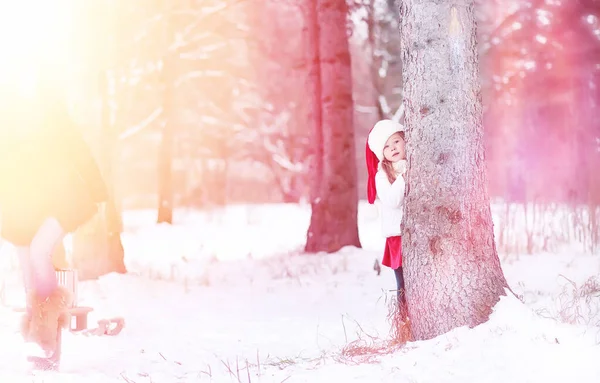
{"left": 399, "top": 0, "right": 509, "bottom": 340}
{"left": 304, "top": 0, "right": 361, "bottom": 253}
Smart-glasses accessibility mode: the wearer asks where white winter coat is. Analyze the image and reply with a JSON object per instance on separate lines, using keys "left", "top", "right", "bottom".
{"left": 375, "top": 160, "right": 406, "bottom": 238}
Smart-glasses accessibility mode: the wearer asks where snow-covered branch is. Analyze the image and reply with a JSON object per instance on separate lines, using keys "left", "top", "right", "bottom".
{"left": 119, "top": 107, "right": 163, "bottom": 141}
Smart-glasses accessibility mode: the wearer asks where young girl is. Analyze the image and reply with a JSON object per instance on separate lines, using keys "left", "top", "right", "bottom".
{"left": 365, "top": 119, "right": 408, "bottom": 318}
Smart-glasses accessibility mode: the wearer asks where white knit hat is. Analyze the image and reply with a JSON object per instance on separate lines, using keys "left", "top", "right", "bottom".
{"left": 367, "top": 119, "right": 405, "bottom": 161}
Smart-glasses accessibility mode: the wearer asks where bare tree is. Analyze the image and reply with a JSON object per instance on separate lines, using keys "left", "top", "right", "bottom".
{"left": 399, "top": 0, "right": 510, "bottom": 340}
{"left": 242, "top": 1, "right": 312, "bottom": 203}
{"left": 108, "top": 0, "right": 256, "bottom": 210}
{"left": 364, "top": 0, "right": 403, "bottom": 120}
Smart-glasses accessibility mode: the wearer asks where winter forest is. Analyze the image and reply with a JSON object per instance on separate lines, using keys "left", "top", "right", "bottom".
{"left": 0, "top": 0, "right": 599, "bottom": 381}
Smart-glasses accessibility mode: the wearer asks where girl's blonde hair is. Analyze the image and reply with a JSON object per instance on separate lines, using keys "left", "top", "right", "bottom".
{"left": 381, "top": 131, "right": 406, "bottom": 184}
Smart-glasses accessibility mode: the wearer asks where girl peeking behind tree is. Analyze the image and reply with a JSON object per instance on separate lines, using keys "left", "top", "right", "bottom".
{"left": 365, "top": 119, "right": 410, "bottom": 336}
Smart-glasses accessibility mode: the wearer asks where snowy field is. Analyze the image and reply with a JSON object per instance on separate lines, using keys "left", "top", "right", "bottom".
{"left": 0, "top": 201, "right": 598, "bottom": 382}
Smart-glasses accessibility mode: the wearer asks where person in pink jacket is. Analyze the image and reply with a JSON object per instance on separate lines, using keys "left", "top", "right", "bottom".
{"left": 365, "top": 119, "right": 408, "bottom": 319}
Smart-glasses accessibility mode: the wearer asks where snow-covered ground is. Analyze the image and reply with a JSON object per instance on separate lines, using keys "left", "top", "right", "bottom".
{"left": 0, "top": 201, "right": 598, "bottom": 382}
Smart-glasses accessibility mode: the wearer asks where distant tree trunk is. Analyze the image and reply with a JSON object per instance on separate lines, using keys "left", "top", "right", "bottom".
{"left": 157, "top": 114, "right": 174, "bottom": 223}
{"left": 365, "top": 0, "right": 384, "bottom": 121}
{"left": 157, "top": 4, "right": 175, "bottom": 224}
{"left": 399, "top": 0, "right": 509, "bottom": 340}
{"left": 367, "top": 0, "right": 403, "bottom": 120}
{"left": 304, "top": 0, "right": 361, "bottom": 253}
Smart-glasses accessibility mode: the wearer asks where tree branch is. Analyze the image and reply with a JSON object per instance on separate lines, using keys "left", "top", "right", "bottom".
{"left": 119, "top": 106, "right": 163, "bottom": 141}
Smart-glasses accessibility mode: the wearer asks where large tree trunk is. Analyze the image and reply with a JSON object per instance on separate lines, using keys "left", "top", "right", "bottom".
{"left": 304, "top": 0, "right": 361, "bottom": 253}
{"left": 399, "top": 0, "right": 509, "bottom": 340}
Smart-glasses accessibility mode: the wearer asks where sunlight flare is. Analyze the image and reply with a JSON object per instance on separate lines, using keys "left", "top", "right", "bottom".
{"left": 0, "top": 0, "right": 76, "bottom": 91}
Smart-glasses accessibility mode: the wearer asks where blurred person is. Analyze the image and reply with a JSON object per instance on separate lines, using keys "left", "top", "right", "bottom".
{"left": 0, "top": 72, "right": 109, "bottom": 369}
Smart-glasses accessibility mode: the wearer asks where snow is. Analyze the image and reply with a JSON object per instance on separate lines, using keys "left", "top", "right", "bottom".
{"left": 0, "top": 201, "right": 599, "bottom": 382}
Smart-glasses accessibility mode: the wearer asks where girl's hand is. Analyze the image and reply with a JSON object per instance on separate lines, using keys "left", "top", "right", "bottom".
{"left": 393, "top": 159, "right": 408, "bottom": 178}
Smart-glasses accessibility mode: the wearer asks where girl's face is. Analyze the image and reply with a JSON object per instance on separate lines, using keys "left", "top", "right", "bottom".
{"left": 382, "top": 132, "right": 405, "bottom": 162}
